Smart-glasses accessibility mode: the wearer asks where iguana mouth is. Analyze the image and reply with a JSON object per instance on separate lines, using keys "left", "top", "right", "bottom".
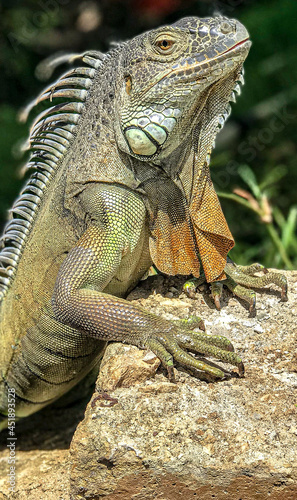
{"left": 171, "top": 38, "right": 251, "bottom": 79}
{"left": 222, "top": 37, "right": 250, "bottom": 55}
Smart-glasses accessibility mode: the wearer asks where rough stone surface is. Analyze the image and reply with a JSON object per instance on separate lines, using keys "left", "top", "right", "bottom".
{"left": 0, "top": 450, "right": 69, "bottom": 499}
{"left": 0, "top": 270, "right": 296, "bottom": 499}
{"left": 70, "top": 270, "right": 297, "bottom": 499}
{"left": 96, "top": 344, "right": 160, "bottom": 392}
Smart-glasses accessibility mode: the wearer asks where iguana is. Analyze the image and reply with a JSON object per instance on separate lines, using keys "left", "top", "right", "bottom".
{"left": 0, "top": 16, "right": 287, "bottom": 429}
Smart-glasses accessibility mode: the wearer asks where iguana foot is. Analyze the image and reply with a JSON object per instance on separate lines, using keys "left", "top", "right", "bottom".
{"left": 145, "top": 327, "right": 243, "bottom": 382}
{"left": 224, "top": 259, "right": 287, "bottom": 312}
{"left": 183, "top": 276, "right": 205, "bottom": 299}
{"left": 183, "top": 259, "right": 288, "bottom": 313}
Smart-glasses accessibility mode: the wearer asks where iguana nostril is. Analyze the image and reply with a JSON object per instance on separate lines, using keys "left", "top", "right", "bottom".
{"left": 221, "top": 22, "right": 233, "bottom": 34}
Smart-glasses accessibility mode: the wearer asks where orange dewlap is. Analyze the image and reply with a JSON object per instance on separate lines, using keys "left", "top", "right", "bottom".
{"left": 149, "top": 167, "right": 234, "bottom": 282}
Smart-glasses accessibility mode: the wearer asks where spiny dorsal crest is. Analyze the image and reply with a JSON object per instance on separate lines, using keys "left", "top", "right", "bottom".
{"left": 0, "top": 50, "right": 105, "bottom": 301}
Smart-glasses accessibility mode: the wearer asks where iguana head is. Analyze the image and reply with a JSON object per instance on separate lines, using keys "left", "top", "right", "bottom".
{"left": 115, "top": 16, "right": 251, "bottom": 162}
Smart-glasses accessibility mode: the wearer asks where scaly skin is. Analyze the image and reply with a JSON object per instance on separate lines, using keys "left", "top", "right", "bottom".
{"left": 0, "top": 16, "right": 286, "bottom": 428}
{"left": 184, "top": 258, "right": 287, "bottom": 312}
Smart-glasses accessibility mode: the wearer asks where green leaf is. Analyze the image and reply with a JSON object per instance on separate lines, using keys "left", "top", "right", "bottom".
{"left": 238, "top": 165, "right": 261, "bottom": 199}
{"left": 259, "top": 165, "right": 287, "bottom": 191}
{"left": 281, "top": 206, "right": 297, "bottom": 250}
{"left": 273, "top": 206, "right": 286, "bottom": 230}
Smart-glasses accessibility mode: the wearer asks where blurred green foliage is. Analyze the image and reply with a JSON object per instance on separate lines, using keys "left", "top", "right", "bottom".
{"left": 0, "top": 0, "right": 296, "bottom": 268}
{"left": 211, "top": 0, "right": 297, "bottom": 268}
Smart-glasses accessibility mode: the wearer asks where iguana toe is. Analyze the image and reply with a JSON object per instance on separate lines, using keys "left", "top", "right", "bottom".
{"left": 224, "top": 259, "right": 288, "bottom": 306}
{"left": 146, "top": 328, "right": 243, "bottom": 381}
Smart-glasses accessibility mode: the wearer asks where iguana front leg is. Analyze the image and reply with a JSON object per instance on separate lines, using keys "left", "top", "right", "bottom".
{"left": 184, "top": 258, "right": 287, "bottom": 312}
{"left": 52, "top": 185, "right": 243, "bottom": 380}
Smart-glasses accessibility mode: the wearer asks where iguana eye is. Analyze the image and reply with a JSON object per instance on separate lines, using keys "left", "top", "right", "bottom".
{"left": 155, "top": 36, "right": 175, "bottom": 53}
{"left": 157, "top": 39, "right": 173, "bottom": 50}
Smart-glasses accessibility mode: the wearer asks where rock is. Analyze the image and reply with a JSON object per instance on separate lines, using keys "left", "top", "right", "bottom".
{"left": 96, "top": 344, "right": 160, "bottom": 392}
{"left": 0, "top": 270, "right": 296, "bottom": 499}
{"left": 69, "top": 270, "right": 297, "bottom": 499}
{"left": 0, "top": 449, "right": 70, "bottom": 499}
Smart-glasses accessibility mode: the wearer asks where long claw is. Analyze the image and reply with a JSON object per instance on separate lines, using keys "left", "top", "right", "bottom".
{"left": 211, "top": 281, "right": 223, "bottom": 310}
{"left": 167, "top": 365, "right": 176, "bottom": 383}
{"left": 238, "top": 361, "right": 245, "bottom": 377}
{"left": 249, "top": 295, "right": 256, "bottom": 313}
{"left": 198, "top": 319, "right": 206, "bottom": 331}
{"left": 281, "top": 280, "right": 288, "bottom": 301}
{"left": 214, "top": 295, "right": 221, "bottom": 310}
